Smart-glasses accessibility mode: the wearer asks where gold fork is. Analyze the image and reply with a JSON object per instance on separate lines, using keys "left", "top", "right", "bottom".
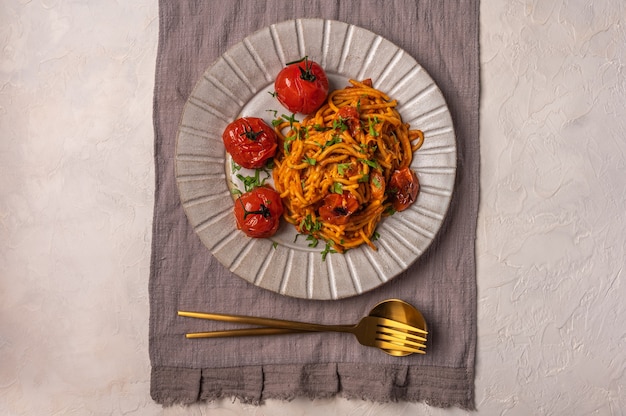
{"left": 178, "top": 299, "right": 428, "bottom": 356}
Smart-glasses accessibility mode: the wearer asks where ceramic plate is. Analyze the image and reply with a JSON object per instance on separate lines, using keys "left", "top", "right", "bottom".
{"left": 175, "top": 19, "right": 456, "bottom": 300}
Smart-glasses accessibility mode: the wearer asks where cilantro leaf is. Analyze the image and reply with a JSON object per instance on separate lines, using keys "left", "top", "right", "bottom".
{"left": 321, "top": 241, "right": 337, "bottom": 261}
{"left": 337, "top": 163, "right": 351, "bottom": 175}
{"left": 331, "top": 182, "right": 343, "bottom": 194}
{"left": 359, "top": 158, "right": 380, "bottom": 170}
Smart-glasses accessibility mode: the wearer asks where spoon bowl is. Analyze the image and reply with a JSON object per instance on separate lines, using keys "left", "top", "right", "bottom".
{"left": 369, "top": 299, "right": 428, "bottom": 356}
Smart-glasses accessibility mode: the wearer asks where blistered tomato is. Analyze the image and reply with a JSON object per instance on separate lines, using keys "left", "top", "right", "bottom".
{"left": 234, "top": 186, "right": 284, "bottom": 238}
{"left": 336, "top": 105, "right": 361, "bottom": 136}
{"left": 222, "top": 117, "right": 278, "bottom": 169}
{"left": 387, "top": 167, "right": 420, "bottom": 212}
{"left": 274, "top": 57, "right": 329, "bottom": 114}
{"left": 318, "top": 191, "right": 360, "bottom": 225}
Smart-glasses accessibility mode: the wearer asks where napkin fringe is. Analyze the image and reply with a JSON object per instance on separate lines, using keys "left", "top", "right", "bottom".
{"left": 151, "top": 363, "right": 474, "bottom": 409}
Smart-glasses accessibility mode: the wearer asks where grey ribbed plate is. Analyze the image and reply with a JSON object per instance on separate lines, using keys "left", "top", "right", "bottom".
{"left": 175, "top": 19, "right": 456, "bottom": 300}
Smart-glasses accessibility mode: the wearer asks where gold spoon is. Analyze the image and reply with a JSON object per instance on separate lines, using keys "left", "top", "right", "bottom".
{"left": 178, "top": 298, "right": 428, "bottom": 356}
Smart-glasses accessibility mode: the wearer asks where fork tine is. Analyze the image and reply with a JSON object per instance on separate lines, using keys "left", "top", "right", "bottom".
{"left": 376, "top": 317, "right": 428, "bottom": 335}
{"left": 376, "top": 332, "right": 427, "bottom": 349}
{"left": 376, "top": 324, "right": 427, "bottom": 343}
{"left": 375, "top": 339, "right": 426, "bottom": 354}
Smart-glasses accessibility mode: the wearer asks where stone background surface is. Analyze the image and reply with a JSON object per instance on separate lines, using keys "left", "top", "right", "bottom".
{"left": 1, "top": 1, "right": 624, "bottom": 414}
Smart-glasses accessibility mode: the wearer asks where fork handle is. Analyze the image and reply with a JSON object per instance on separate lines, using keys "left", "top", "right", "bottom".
{"left": 186, "top": 327, "right": 306, "bottom": 338}
{"left": 178, "top": 310, "right": 354, "bottom": 333}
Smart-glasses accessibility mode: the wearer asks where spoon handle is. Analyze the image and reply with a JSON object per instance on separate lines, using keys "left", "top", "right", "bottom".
{"left": 178, "top": 310, "right": 354, "bottom": 333}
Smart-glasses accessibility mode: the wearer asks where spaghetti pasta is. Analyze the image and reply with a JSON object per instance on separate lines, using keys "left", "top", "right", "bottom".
{"left": 272, "top": 79, "right": 424, "bottom": 252}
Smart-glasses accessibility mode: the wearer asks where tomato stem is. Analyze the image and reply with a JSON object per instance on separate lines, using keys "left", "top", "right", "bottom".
{"left": 238, "top": 197, "right": 272, "bottom": 219}
{"left": 298, "top": 66, "right": 316, "bottom": 82}
{"left": 285, "top": 56, "right": 308, "bottom": 65}
{"left": 286, "top": 56, "right": 317, "bottom": 82}
{"left": 240, "top": 125, "right": 261, "bottom": 141}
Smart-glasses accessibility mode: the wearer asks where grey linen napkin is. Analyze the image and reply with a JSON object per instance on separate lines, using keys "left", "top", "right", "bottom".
{"left": 150, "top": 0, "right": 479, "bottom": 409}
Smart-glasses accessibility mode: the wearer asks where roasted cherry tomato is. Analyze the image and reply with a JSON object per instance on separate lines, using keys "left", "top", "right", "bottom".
{"left": 336, "top": 106, "right": 361, "bottom": 136}
{"left": 234, "top": 186, "right": 284, "bottom": 238}
{"left": 318, "top": 191, "right": 360, "bottom": 225}
{"left": 274, "top": 57, "right": 329, "bottom": 114}
{"left": 222, "top": 117, "right": 278, "bottom": 169}
{"left": 387, "top": 167, "right": 420, "bottom": 212}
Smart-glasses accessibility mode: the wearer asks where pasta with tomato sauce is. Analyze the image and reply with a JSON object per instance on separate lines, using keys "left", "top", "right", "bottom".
{"left": 272, "top": 79, "right": 424, "bottom": 252}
